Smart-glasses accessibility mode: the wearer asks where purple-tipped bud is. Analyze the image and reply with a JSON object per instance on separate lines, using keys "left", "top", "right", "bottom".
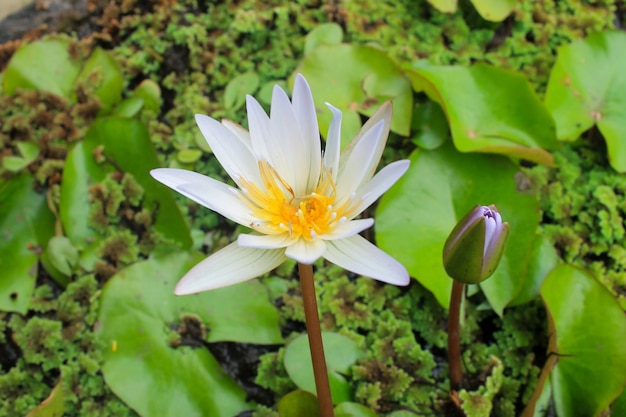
{"left": 442, "top": 205, "right": 510, "bottom": 284}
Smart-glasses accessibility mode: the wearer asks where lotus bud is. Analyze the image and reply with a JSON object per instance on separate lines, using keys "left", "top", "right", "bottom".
{"left": 443, "top": 205, "right": 510, "bottom": 284}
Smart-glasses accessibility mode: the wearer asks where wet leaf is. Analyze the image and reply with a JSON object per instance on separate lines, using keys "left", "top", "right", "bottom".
{"left": 284, "top": 332, "right": 364, "bottom": 404}
{"left": 277, "top": 390, "right": 320, "bottom": 417}
{"left": 545, "top": 31, "right": 626, "bottom": 172}
{"left": 0, "top": 174, "right": 55, "bottom": 313}
{"left": 3, "top": 39, "right": 80, "bottom": 98}
{"left": 541, "top": 265, "right": 626, "bottom": 417}
{"left": 25, "top": 377, "right": 64, "bottom": 417}
{"left": 376, "top": 141, "right": 540, "bottom": 313}
{"left": 294, "top": 43, "right": 413, "bottom": 147}
{"left": 224, "top": 72, "right": 260, "bottom": 110}
{"left": 405, "top": 63, "right": 558, "bottom": 165}
{"left": 304, "top": 23, "right": 343, "bottom": 55}
{"left": 97, "top": 252, "right": 282, "bottom": 417}
{"left": 60, "top": 117, "right": 192, "bottom": 249}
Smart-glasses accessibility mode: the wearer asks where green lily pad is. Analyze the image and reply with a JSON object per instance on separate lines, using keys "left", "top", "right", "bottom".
{"left": 224, "top": 72, "right": 260, "bottom": 110}
{"left": 411, "top": 101, "right": 449, "bottom": 150}
{"left": 277, "top": 390, "right": 320, "bottom": 417}
{"left": 60, "top": 117, "right": 192, "bottom": 249}
{"left": 304, "top": 23, "right": 343, "bottom": 55}
{"left": 40, "top": 236, "right": 78, "bottom": 287}
{"left": 2, "top": 141, "right": 40, "bottom": 172}
{"left": 25, "top": 377, "right": 64, "bottom": 417}
{"left": 97, "top": 251, "right": 283, "bottom": 417}
{"left": 3, "top": 39, "right": 80, "bottom": 98}
{"left": 132, "top": 79, "right": 162, "bottom": 114}
{"left": 284, "top": 332, "right": 364, "bottom": 404}
{"left": 541, "top": 264, "right": 626, "bottom": 417}
{"left": 405, "top": 63, "right": 558, "bottom": 165}
{"left": 427, "top": 0, "right": 457, "bottom": 13}
{"left": 376, "top": 141, "right": 540, "bottom": 313}
{"left": 335, "top": 402, "right": 378, "bottom": 417}
{"left": 544, "top": 31, "right": 626, "bottom": 172}
{"left": 76, "top": 47, "right": 124, "bottom": 112}
{"left": 0, "top": 174, "right": 55, "bottom": 313}
{"left": 293, "top": 43, "right": 413, "bottom": 147}
{"left": 111, "top": 96, "right": 144, "bottom": 118}
{"left": 469, "top": 0, "right": 515, "bottom": 21}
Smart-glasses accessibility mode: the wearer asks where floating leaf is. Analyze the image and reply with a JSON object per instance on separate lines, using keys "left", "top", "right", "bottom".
{"left": 293, "top": 43, "right": 413, "bottom": 147}
{"left": 26, "top": 377, "right": 64, "bottom": 417}
{"left": 405, "top": 63, "right": 558, "bottom": 165}
{"left": 469, "top": 0, "right": 515, "bottom": 21}
{"left": 177, "top": 149, "right": 203, "bottom": 164}
{"left": 541, "top": 265, "right": 626, "bottom": 416}
{"left": 132, "top": 79, "right": 162, "bottom": 113}
{"left": 60, "top": 117, "right": 192, "bottom": 249}
{"left": 277, "top": 390, "right": 320, "bottom": 417}
{"left": 0, "top": 174, "right": 55, "bottom": 313}
{"left": 224, "top": 72, "right": 260, "bottom": 110}
{"left": 335, "top": 402, "right": 378, "bottom": 417}
{"left": 304, "top": 23, "right": 343, "bottom": 55}
{"left": 545, "top": 31, "right": 626, "bottom": 172}
{"left": 3, "top": 39, "right": 80, "bottom": 98}
{"left": 111, "top": 96, "right": 144, "bottom": 118}
{"left": 97, "top": 252, "right": 282, "bottom": 417}
{"left": 427, "top": 0, "right": 457, "bottom": 13}
{"left": 76, "top": 47, "right": 124, "bottom": 112}
{"left": 284, "top": 332, "right": 364, "bottom": 404}
{"left": 411, "top": 101, "right": 449, "bottom": 150}
{"left": 40, "top": 236, "right": 78, "bottom": 287}
{"left": 376, "top": 141, "right": 540, "bottom": 313}
{"left": 2, "top": 142, "right": 41, "bottom": 172}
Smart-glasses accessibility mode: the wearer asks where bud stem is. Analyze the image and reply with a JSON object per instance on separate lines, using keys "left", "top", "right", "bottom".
{"left": 448, "top": 280, "right": 465, "bottom": 391}
{"left": 298, "top": 262, "right": 335, "bottom": 417}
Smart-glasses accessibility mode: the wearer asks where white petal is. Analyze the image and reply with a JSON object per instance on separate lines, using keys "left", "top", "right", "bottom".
{"left": 150, "top": 168, "right": 254, "bottom": 226}
{"left": 238, "top": 233, "right": 295, "bottom": 249}
{"left": 174, "top": 242, "right": 287, "bottom": 294}
{"left": 335, "top": 120, "right": 385, "bottom": 204}
{"left": 293, "top": 74, "right": 322, "bottom": 191}
{"left": 339, "top": 102, "right": 392, "bottom": 182}
{"left": 323, "top": 234, "right": 409, "bottom": 286}
{"left": 246, "top": 95, "right": 273, "bottom": 161}
{"left": 194, "top": 115, "right": 260, "bottom": 186}
{"left": 323, "top": 218, "right": 374, "bottom": 240}
{"left": 221, "top": 119, "right": 251, "bottom": 144}
{"left": 285, "top": 238, "right": 327, "bottom": 264}
{"left": 269, "top": 85, "right": 306, "bottom": 195}
{"left": 352, "top": 160, "right": 410, "bottom": 216}
{"left": 324, "top": 103, "right": 342, "bottom": 182}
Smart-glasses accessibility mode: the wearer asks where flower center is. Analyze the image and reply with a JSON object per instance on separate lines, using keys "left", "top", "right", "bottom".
{"left": 239, "top": 160, "right": 345, "bottom": 240}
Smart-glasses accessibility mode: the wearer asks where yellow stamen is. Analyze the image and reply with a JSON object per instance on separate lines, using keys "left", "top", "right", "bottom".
{"left": 239, "top": 160, "right": 348, "bottom": 241}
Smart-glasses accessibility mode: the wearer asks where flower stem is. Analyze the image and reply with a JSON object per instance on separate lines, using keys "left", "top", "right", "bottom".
{"left": 298, "top": 262, "right": 335, "bottom": 417}
{"left": 448, "top": 280, "right": 465, "bottom": 391}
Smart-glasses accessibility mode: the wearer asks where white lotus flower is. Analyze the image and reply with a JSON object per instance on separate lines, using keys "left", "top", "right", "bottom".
{"left": 151, "top": 74, "right": 410, "bottom": 295}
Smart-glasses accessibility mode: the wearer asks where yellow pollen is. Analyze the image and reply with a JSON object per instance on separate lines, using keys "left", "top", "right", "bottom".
{"left": 239, "top": 160, "right": 348, "bottom": 241}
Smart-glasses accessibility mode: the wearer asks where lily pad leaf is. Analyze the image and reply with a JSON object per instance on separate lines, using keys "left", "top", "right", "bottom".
{"left": 0, "top": 174, "right": 55, "bottom": 313}
{"left": 545, "top": 31, "right": 626, "bottom": 172}
{"left": 405, "top": 63, "right": 558, "bottom": 165}
{"left": 304, "top": 23, "right": 343, "bottom": 55}
{"left": 284, "top": 332, "right": 364, "bottom": 404}
{"left": 376, "top": 141, "right": 540, "bottom": 313}
{"left": 277, "top": 390, "right": 320, "bottom": 417}
{"left": 76, "top": 47, "right": 124, "bottom": 112}
{"left": 3, "top": 39, "right": 80, "bottom": 98}
{"left": 541, "top": 264, "right": 626, "bottom": 417}
{"left": 26, "top": 377, "right": 64, "bottom": 417}
{"left": 293, "top": 43, "right": 413, "bottom": 147}
{"left": 335, "top": 402, "right": 378, "bottom": 417}
{"left": 469, "top": 0, "right": 515, "bottom": 22}
{"left": 411, "top": 101, "right": 449, "bottom": 150}
{"left": 97, "top": 252, "right": 283, "bottom": 417}
{"left": 427, "top": 0, "right": 457, "bottom": 13}
{"left": 60, "top": 117, "right": 192, "bottom": 249}
{"left": 224, "top": 72, "right": 260, "bottom": 110}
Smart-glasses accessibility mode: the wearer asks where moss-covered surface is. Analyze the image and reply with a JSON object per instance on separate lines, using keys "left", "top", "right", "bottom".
{"left": 0, "top": 0, "right": 623, "bottom": 416}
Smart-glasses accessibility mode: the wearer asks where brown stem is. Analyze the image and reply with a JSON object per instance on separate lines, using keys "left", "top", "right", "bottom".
{"left": 448, "top": 280, "right": 465, "bottom": 391}
{"left": 298, "top": 263, "right": 335, "bottom": 417}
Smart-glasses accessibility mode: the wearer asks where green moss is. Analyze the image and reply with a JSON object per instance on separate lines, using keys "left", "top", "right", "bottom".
{"left": 255, "top": 347, "right": 297, "bottom": 399}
